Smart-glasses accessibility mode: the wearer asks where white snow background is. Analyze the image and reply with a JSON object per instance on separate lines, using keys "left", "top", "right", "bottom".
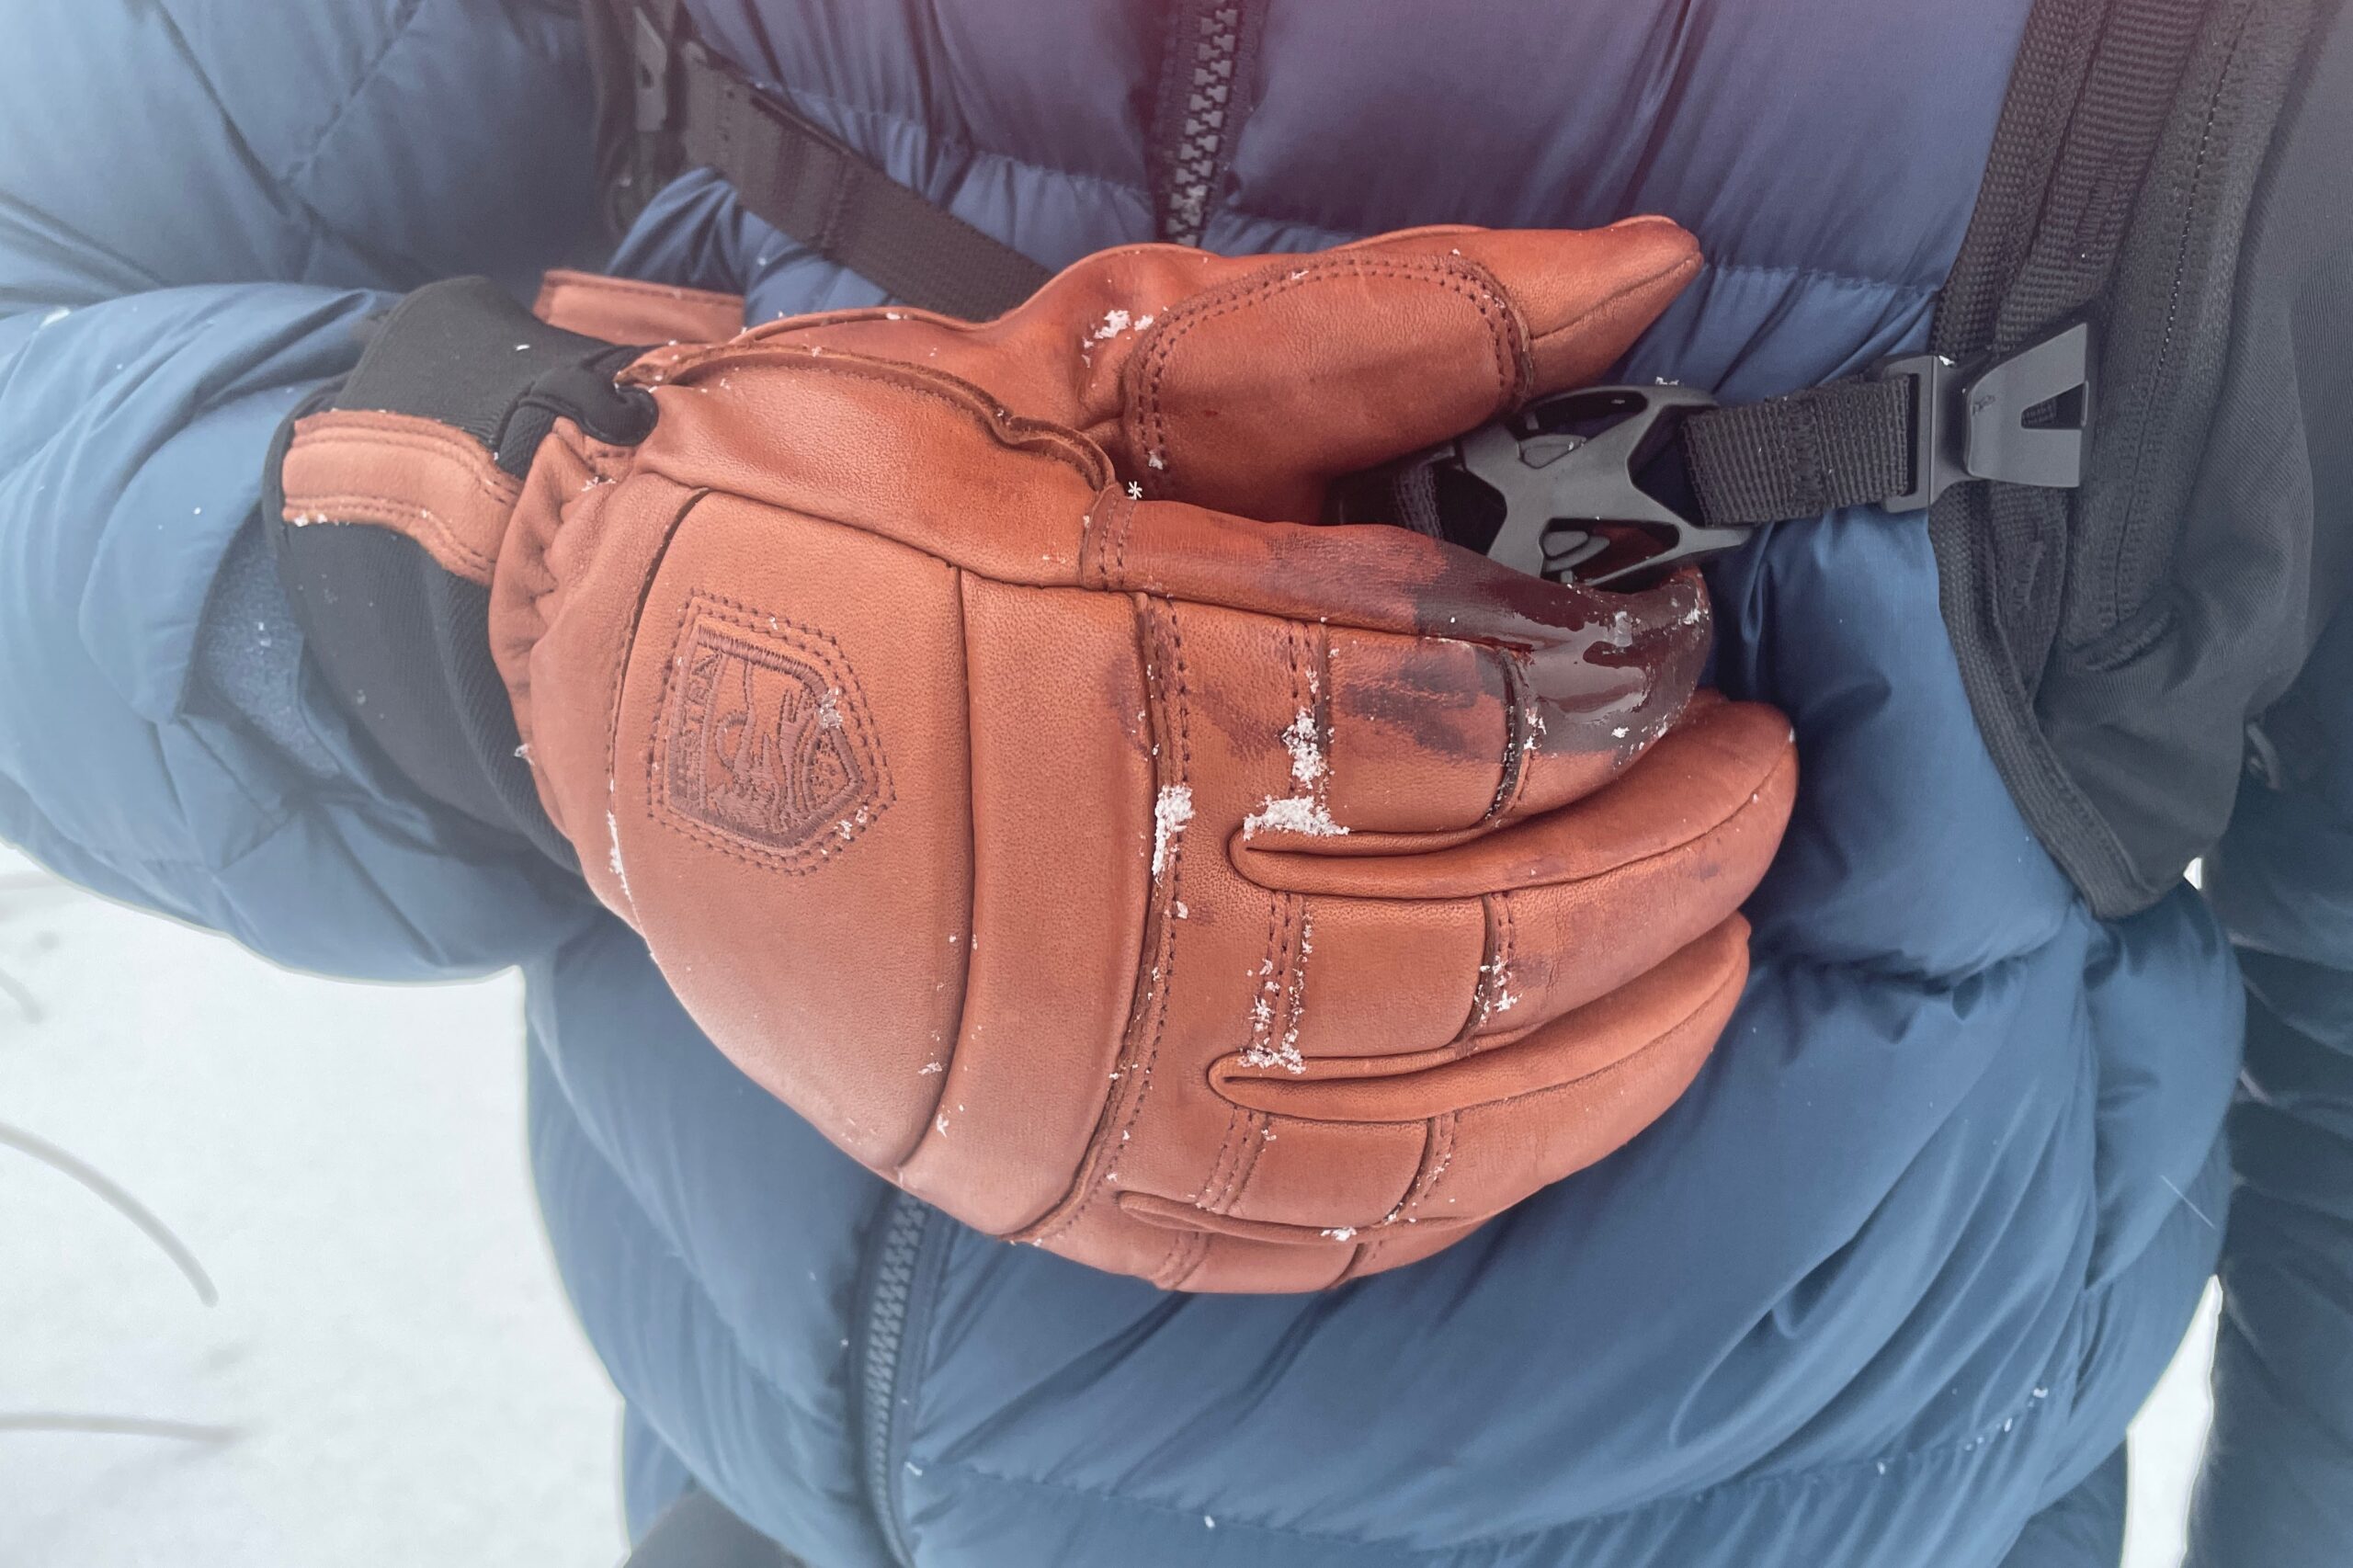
{"left": 0, "top": 844, "right": 2217, "bottom": 1566}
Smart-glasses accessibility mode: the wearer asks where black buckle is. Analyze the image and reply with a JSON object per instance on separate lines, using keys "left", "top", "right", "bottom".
{"left": 1443, "top": 384, "right": 1740, "bottom": 589}
{"left": 1870, "top": 320, "right": 2094, "bottom": 513}
{"left": 1346, "top": 322, "right": 2094, "bottom": 593}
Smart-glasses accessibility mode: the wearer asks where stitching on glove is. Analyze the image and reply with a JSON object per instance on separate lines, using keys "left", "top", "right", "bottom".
{"left": 1035, "top": 597, "right": 1193, "bottom": 1260}
{"left": 1126, "top": 254, "right": 1519, "bottom": 501}
{"left": 1487, "top": 648, "right": 1537, "bottom": 823}
{"left": 1199, "top": 621, "right": 1317, "bottom": 1221}
{"left": 624, "top": 347, "right": 1114, "bottom": 492}
{"left": 1410, "top": 1112, "right": 1461, "bottom": 1223}
{"left": 286, "top": 491, "right": 500, "bottom": 582}
{"left": 283, "top": 412, "right": 525, "bottom": 584}
{"left": 640, "top": 590, "right": 895, "bottom": 876}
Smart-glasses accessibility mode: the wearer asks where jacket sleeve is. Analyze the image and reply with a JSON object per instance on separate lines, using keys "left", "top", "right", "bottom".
{"left": 2195, "top": 607, "right": 2353, "bottom": 1565}
{"left": 0, "top": 0, "right": 609, "bottom": 977}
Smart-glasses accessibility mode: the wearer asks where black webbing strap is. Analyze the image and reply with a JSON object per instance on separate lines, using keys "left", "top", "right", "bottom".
{"left": 1678, "top": 378, "right": 1918, "bottom": 528}
{"left": 617, "top": 0, "right": 1050, "bottom": 321}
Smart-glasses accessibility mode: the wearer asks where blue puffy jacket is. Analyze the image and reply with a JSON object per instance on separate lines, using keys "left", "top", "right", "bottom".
{"left": 3, "top": 2, "right": 2348, "bottom": 1564}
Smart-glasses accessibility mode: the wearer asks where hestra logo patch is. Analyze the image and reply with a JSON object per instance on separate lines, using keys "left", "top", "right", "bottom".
{"left": 656, "top": 595, "right": 888, "bottom": 869}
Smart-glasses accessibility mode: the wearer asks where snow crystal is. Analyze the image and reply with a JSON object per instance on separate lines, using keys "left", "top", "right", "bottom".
{"left": 1477, "top": 958, "right": 1521, "bottom": 1021}
{"left": 1088, "top": 308, "right": 1153, "bottom": 343}
{"left": 605, "top": 811, "right": 631, "bottom": 903}
{"left": 1238, "top": 1035, "right": 1306, "bottom": 1074}
{"left": 1238, "top": 911, "right": 1314, "bottom": 1074}
{"left": 816, "top": 687, "right": 845, "bottom": 731}
{"left": 1242, "top": 795, "right": 1348, "bottom": 840}
{"left": 1279, "top": 709, "right": 1326, "bottom": 788}
{"left": 1152, "top": 785, "right": 1194, "bottom": 879}
{"left": 1127, "top": 481, "right": 1145, "bottom": 500}
{"left": 1321, "top": 1227, "right": 1358, "bottom": 1243}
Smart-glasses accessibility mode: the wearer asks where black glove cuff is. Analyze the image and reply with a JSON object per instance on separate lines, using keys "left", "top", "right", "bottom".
{"left": 263, "top": 278, "right": 658, "bottom": 869}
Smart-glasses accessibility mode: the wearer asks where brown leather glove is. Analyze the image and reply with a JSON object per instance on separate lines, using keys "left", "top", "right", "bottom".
{"left": 274, "top": 221, "right": 1796, "bottom": 1291}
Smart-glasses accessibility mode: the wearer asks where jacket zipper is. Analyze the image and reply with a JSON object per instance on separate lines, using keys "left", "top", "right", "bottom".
{"left": 1153, "top": 3, "right": 1257, "bottom": 244}
{"left": 856, "top": 1189, "right": 935, "bottom": 1568}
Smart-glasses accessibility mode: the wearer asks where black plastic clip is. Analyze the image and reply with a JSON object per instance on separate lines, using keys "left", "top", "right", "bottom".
{"left": 1337, "top": 320, "right": 2096, "bottom": 593}
{"left": 1870, "top": 320, "right": 2094, "bottom": 513}
{"left": 1451, "top": 383, "right": 1735, "bottom": 589}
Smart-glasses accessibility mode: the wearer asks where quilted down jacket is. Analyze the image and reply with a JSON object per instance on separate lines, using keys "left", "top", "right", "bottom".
{"left": 4, "top": 2, "right": 2349, "bottom": 1563}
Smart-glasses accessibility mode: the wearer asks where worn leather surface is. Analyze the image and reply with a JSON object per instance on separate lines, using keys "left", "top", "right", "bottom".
{"left": 533, "top": 268, "right": 747, "bottom": 347}
{"left": 283, "top": 222, "right": 1797, "bottom": 1289}
{"left": 281, "top": 409, "right": 520, "bottom": 585}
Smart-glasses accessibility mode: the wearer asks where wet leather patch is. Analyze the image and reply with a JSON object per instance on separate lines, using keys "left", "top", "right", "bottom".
{"left": 654, "top": 593, "right": 889, "bottom": 870}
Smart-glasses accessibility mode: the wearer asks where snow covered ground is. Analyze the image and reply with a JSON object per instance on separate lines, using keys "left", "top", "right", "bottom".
{"left": 0, "top": 844, "right": 2218, "bottom": 1567}
{"left": 2125, "top": 1284, "right": 2220, "bottom": 1568}
{"left": 0, "top": 847, "right": 618, "bottom": 1566}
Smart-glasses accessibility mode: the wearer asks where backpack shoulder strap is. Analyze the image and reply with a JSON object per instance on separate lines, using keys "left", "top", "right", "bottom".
{"left": 1929, "top": 0, "right": 2328, "bottom": 915}
{"left": 585, "top": 0, "right": 1050, "bottom": 321}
